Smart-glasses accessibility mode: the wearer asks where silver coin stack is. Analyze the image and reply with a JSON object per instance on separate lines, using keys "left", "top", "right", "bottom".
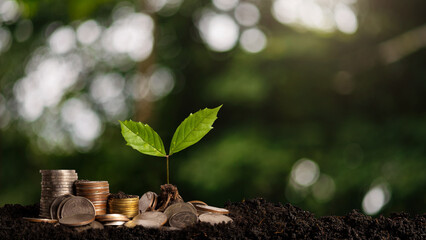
{"left": 39, "top": 170, "right": 78, "bottom": 218}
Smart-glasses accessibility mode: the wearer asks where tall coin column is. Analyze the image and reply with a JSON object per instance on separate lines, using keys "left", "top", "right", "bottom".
{"left": 39, "top": 170, "right": 78, "bottom": 218}
{"left": 75, "top": 181, "right": 109, "bottom": 215}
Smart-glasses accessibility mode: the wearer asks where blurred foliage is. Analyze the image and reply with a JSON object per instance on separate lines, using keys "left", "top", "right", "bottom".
{"left": 1, "top": 0, "right": 425, "bottom": 217}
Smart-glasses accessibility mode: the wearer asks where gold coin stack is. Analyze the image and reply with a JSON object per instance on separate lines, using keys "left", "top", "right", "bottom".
{"left": 75, "top": 181, "right": 109, "bottom": 216}
{"left": 108, "top": 197, "right": 139, "bottom": 218}
{"left": 39, "top": 170, "right": 78, "bottom": 218}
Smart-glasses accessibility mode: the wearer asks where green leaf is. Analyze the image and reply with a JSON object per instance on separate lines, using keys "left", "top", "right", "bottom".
{"left": 169, "top": 105, "right": 222, "bottom": 155}
{"left": 119, "top": 120, "right": 167, "bottom": 157}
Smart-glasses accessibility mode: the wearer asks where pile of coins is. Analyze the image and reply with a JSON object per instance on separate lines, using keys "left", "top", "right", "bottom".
{"left": 76, "top": 181, "right": 109, "bottom": 215}
{"left": 108, "top": 197, "right": 139, "bottom": 218}
{"left": 39, "top": 170, "right": 78, "bottom": 218}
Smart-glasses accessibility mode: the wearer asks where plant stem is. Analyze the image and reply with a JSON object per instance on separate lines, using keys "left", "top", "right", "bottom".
{"left": 166, "top": 155, "right": 170, "bottom": 184}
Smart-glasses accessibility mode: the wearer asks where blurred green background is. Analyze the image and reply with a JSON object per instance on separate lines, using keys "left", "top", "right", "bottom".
{"left": 0, "top": 0, "right": 425, "bottom": 216}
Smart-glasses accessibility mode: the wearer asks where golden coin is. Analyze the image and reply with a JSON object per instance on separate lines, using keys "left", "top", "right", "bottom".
{"left": 104, "top": 221, "right": 125, "bottom": 226}
{"left": 96, "top": 214, "right": 129, "bottom": 222}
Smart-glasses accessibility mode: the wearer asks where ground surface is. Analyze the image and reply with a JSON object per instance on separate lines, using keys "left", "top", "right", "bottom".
{"left": 0, "top": 198, "right": 424, "bottom": 239}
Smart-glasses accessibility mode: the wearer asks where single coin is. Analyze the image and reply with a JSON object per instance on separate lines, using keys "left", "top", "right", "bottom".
{"left": 23, "top": 217, "right": 58, "bottom": 223}
{"left": 169, "top": 211, "right": 198, "bottom": 229}
{"left": 151, "top": 194, "right": 158, "bottom": 209}
{"left": 139, "top": 192, "right": 157, "bottom": 213}
{"left": 61, "top": 196, "right": 96, "bottom": 219}
{"left": 164, "top": 202, "right": 197, "bottom": 219}
{"left": 57, "top": 196, "right": 73, "bottom": 219}
{"left": 124, "top": 220, "right": 137, "bottom": 228}
{"left": 134, "top": 211, "right": 167, "bottom": 226}
{"left": 59, "top": 214, "right": 95, "bottom": 226}
{"left": 188, "top": 200, "right": 208, "bottom": 206}
{"left": 194, "top": 205, "right": 229, "bottom": 214}
{"left": 132, "top": 219, "right": 161, "bottom": 228}
{"left": 104, "top": 221, "right": 125, "bottom": 226}
{"left": 199, "top": 212, "right": 233, "bottom": 225}
{"left": 50, "top": 194, "right": 73, "bottom": 219}
{"left": 96, "top": 214, "right": 129, "bottom": 222}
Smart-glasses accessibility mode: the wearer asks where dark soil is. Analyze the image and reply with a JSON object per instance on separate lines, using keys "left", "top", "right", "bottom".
{"left": 108, "top": 191, "right": 138, "bottom": 199}
{"left": 0, "top": 198, "right": 424, "bottom": 239}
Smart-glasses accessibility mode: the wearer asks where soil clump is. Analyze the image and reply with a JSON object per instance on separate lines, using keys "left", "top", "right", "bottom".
{"left": 0, "top": 198, "right": 424, "bottom": 239}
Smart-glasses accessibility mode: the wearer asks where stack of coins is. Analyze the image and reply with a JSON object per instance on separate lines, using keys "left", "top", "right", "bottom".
{"left": 39, "top": 170, "right": 78, "bottom": 218}
{"left": 75, "top": 181, "right": 109, "bottom": 216}
{"left": 108, "top": 197, "right": 139, "bottom": 218}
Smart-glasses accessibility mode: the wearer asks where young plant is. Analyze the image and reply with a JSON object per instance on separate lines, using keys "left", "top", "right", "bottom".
{"left": 119, "top": 105, "right": 222, "bottom": 184}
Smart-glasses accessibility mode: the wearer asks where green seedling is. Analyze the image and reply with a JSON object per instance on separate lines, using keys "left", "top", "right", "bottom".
{"left": 119, "top": 105, "right": 222, "bottom": 184}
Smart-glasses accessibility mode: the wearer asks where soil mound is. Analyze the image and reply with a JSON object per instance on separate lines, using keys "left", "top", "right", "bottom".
{"left": 0, "top": 198, "right": 424, "bottom": 239}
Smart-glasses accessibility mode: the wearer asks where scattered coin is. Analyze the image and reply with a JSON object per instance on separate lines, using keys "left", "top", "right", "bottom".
{"left": 50, "top": 194, "right": 73, "bottom": 219}
{"left": 139, "top": 192, "right": 157, "bottom": 213}
{"left": 194, "top": 205, "right": 229, "bottom": 215}
{"left": 132, "top": 219, "right": 161, "bottom": 228}
{"left": 103, "top": 221, "right": 125, "bottom": 226}
{"left": 59, "top": 214, "right": 95, "bottom": 227}
{"left": 164, "top": 202, "right": 197, "bottom": 219}
{"left": 60, "top": 196, "right": 96, "bottom": 219}
{"left": 199, "top": 212, "right": 233, "bottom": 225}
{"left": 168, "top": 211, "right": 198, "bottom": 229}
{"left": 96, "top": 214, "right": 129, "bottom": 222}
{"left": 188, "top": 200, "right": 208, "bottom": 206}
{"left": 134, "top": 211, "right": 167, "bottom": 226}
{"left": 22, "top": 217, "right": 58, "bottom": 223}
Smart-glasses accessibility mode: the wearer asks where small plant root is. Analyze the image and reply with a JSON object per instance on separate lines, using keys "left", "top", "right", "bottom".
{"left": 156, "top": 184, "right": 184, "bottom": 211}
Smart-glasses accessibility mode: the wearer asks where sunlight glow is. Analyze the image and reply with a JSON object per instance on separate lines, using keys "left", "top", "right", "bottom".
{"left": 291, "top": 158, "right": 320, "bottom": 187}
{"left": 77, "top": 20, "right": 102, "bottom": 45}
{"left": 61, "top": 98, "right": 102, "bottom": 149}
{"left": 102, "top": 12, "right": 154, "bottom": 61}
{"left": 240, "top": 28, "right": 267, "bottom": 53}
{"left": 234, "top": 2, "right": 260, "bottom": 27}
{"left": 48, "top": 26, "right": 76, "bottom": 54}
{"left": 334, "top": 3, "right": 358, "bottom": 34}
{"left": 212, "top": 0, "right": 239, "bottom": 11}
{"left": 272, "top": 0, "right": 358, "bottom": 34}
{"left": 198, "top": 12, "right": 239, "bottom": 52}
{"left": 0, "top": 0, "right": 20, "bottom": 23}
{"left": 362, "top": 183, "right": 391, "bottom": 215}
{"left": 14, "top": 54, "right": 82, "bottom": 121}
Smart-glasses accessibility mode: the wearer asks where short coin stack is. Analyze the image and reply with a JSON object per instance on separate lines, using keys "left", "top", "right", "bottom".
{"left": 108, "top": 197, "right": 139, "bottom": 218}
{"left": 39, "top": 170, "right": 78, "bottom": 218}
{"left": 75, "top": 181, "right": 109, "bottom": 216}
